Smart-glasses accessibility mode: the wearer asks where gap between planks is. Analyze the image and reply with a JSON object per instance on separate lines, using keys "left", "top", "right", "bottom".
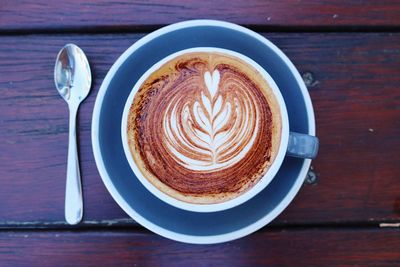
{"left": 1, "top": 220, "right": 400, "bottom": 231}
{"left": 1, "top": 25, "right": 400, "bottom": 36}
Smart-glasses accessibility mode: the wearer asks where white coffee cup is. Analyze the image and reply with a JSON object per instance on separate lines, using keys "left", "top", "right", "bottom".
{"left": 121, "top": 47, "right": 318, "bottom": 213}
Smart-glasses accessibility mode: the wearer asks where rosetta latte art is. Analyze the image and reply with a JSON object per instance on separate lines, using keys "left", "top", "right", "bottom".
{"left": 128, "top": 52, "right": 280, "bottom": 203}
{"left": 163, "top": 69, "right": 259, "bottom": 171}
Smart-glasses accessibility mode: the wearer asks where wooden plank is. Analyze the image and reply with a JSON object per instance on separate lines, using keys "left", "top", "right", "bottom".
{"left": 0, "top": 229, "right": 399, "bottom": 266}
{"left": 1, "top": 0, "right": 400, "bottom": 31}
{"left": 0, "top": 33, "right": 399, "bottom": 226}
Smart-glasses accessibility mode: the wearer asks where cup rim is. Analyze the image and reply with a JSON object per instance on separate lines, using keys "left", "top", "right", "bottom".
{"left": 121, "top": 47, "right": 290, "bottom": 213}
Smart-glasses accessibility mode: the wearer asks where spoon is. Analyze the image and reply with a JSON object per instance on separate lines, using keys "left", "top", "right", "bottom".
{"left": 54, "top": 44, "right": 91, "bottom": 225}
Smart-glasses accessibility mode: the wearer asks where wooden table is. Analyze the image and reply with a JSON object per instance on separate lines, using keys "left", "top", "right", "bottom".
{"left": 1, "top": 1, "right": 400, "bottom": 266}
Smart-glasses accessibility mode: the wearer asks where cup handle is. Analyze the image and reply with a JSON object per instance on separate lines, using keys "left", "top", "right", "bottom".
{"left": 286, "top": 132, "right": 319, "bottom": 159}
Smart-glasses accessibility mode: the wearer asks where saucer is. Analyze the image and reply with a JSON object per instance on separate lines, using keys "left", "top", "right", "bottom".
{"left": 92, "top": 20, "right": 315, "bottom": 244}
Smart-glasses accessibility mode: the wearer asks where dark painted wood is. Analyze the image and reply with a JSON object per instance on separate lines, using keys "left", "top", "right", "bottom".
{"left": 0, "top": 229, "right": 399, "bottom": 266}
{"left": 0, "top": 33, "right": 399, "bottom": 226}
{"left": 1, "top": 0, "right": 400, "bottom": 32}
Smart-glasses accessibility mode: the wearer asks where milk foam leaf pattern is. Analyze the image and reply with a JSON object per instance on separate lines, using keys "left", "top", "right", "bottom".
{"left": 163, "top": 69, "right": 260, "bottom": 172}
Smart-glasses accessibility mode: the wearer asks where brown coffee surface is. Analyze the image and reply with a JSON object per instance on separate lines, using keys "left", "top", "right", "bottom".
{"left": 127, "top": 51, "right": 282, "bottom": 204}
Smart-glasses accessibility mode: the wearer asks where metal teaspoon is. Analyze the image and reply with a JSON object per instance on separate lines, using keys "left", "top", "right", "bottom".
{"left": 54, "top": 44, "right": 92, "bottom": 225}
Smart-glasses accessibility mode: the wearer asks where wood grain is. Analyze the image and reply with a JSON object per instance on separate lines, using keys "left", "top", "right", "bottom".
{"left": 1, "top": 0, "right": 400, "bottom": 32}
{"left": 0, "top": 33, "right": 399, "bottom": 226}
{"left": 0, "top": 229, "right": 399, "bottom": 266}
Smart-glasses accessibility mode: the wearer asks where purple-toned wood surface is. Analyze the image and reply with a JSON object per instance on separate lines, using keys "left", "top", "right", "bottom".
{"left": 0, "top": 229, "right": 399, "bottom": 266}
{"left": 0, "top": 33, "right": 399, "bottom": 227}
{"left": 1, "top": 0, "right": 400, "bottom": 264}
{"left": 1, "top": 0, "right": 400, "bottom": 32}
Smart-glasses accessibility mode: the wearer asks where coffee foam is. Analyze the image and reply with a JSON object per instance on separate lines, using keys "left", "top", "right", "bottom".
{"left": 127, "top": 52, "right": 282, "bottom": 204}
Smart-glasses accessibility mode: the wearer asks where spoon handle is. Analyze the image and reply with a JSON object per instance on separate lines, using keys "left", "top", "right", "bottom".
{"left": 65, "top": 105, "right": 83, "bottom": 225}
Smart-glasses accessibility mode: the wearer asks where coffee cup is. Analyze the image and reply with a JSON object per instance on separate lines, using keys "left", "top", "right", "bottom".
{"left": 121, "top": 47, "right": 318, "bottom": 212}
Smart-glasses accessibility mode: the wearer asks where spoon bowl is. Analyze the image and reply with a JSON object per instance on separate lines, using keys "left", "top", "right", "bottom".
{"left": 55, "top": 44, "right": 91, "bottom": 104}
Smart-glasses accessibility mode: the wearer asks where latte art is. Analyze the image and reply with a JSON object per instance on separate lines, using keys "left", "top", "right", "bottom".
{"left": 163, "top": 69, "right": 260, "bottom": 172}
{"left": 127, "top": 51, "right": 282, "bottom": 204}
